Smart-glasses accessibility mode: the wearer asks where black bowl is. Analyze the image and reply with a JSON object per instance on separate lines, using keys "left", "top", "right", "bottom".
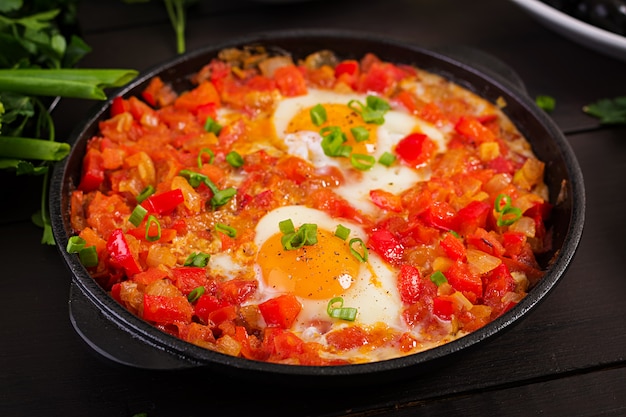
{"left": 50, "top": 29, "right": 585, "bottom": 385}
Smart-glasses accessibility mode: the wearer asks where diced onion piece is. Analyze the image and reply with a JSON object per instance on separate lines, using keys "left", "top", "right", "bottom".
{"left": 501, "top": 291, "right": 524, "bottom": 305}
{"left": 216, "top": 334, "right": 242, "bottom": 357}
{"left": 483, "top": 173, "right": 512, "bottom": 194}
{"left": 511, "top": 271, "right": 529, "bottom": 292}
{"left": 257, "top": 56, "right": 294, "bottom": 78}
{"left": 450, "top": 291, "right": 474, "bottom": 311}
{"left": 514, "top": 193, "right": 545, "bottom": 214}
{"left": 172, "top": 175, "right": 202, "bottom": 213}
{"left": 466, "top": 248, "right": 502, "bottom": 274}
{"left": 432, "top": 256, "right": 453, "bottom": 272}
{"left": 479, "top": 142, "right": 500, "bottom": 161}
{"left": 508, "top": 216, "right": 536, "bottom": 238}
{"left": 513, "top": 158, "right": 545, "bottom": 190}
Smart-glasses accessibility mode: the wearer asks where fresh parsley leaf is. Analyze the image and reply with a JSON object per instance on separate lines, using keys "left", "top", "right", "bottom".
{"left": 583, "top": 96, "right": 626, "bottom": 124}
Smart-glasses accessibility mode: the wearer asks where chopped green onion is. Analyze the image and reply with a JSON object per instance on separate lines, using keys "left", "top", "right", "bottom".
{"left": 66, "top": 236, "right": 86, "bottom": 253}
{"left": 136, "top": 185, "right": 155, "bottom": 203}
{"left": 210, "top": 187, "right": 236, "bottom": 209}
{"left": 66, "top": 236, "right": 98, "bottom": 267}
{"left": 494, "top": 194, "right": 511, "bottom": 213}
{"left": 366, "top": 95, "right": 392, "bottom": 112}
{"left": 497, "top": 206, "right": 523, "bottom": 227}
{"left": 204, "top": 177, "right": 220, "bottom": 195}
{"left": 310, "top": 103, "right": 327, "bottom": 126}
{"left": 129, "top": 205, "right": 148, "bottom": 227}
{"left": 145, "top": 215, "right": 161, "bottom": 242}
{"left": 197, "top": 148, "right": 215, "bottom": 167}
{"left": 281, "top": 223, "right": 318, "bottom": 250}
{"left": 349, "top": 238, "right": 368, "bottom": 262}
{"left": 334, "top": 224, "right": 351, "bottom": 240}
{"left": 78, "top": 245, "right": 99, "bottom": 268}
{"left": 430, "top": 270, "right": 448, "bottom": 286}
{"left": 279, "top": 219, "right": 296, "bottom": 235}
{"left": 225, "top": 151, "right": 244, "bottom": 168}
{"left": 179, "top": 169, "right": 209, "bottom": 188}
{"left": 187, "top": 286, "right": 205, "bottom": 303}
{"left": 350, "top": 126, "right": 370, "bottom": 142}
{"left": 536, "top": 95, "right": 556, "bottom": 112}
{"left": 216, "top": 222, "right": 237, "bottom": 238}
{"left": 184, "top": 252, "right": 210, "bottom": 267}
{"left": 378, "top": 151, "right": 396, "bottom": 167}
{"left": 320, "top": 126, "right": 352, "bottom": 157}
{"left": 350, "top": 153, "right": 376, "bottom": 170}
{"left": 327, "top": 297, "right": 358, "bottom": 321}
{"left": 449, "top": 230, "right": 461, "bottom": 239}
{"left": 347, "top": 96, "right": 390, "bottom": 125}
{"left": 494, "top": 193, "right": 522, "bottom": 226}
{"left": 204, "top": 116, "right": 222, "bottom": 135}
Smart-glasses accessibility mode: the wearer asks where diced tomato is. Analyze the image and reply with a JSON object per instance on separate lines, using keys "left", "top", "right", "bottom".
{"left": 276, "top": 156, "right": 314, "bottom": 185}
{"left": 78, "top": 148, "right": 105, "bottom": 192}
{"left": 502, "top": 231, "right": 527, "bottom": 258}
{"left": 397, "top": 264, "right": 422, "bottom": 304}
{"left": 174, "top": 80, "right": 221, "bottom": 112}
{"left": 439, "top": 233, "right": 467, "bottom": 261}
{"left": 482, "top": 263, "right": 516, "bottom": 316}
{"left": 395, "top": 133, "right": 436, "bottom": 168}
{"left": 217, "top": 279, "right": 257, "bottom": 305}
{"left": 194, "top": 294, "right": 228, "bottom": 324}
{"left": 325, "top": 326, "right": 370, "bottom": 351}
{"left": 143, "top": 294, "right": 193, "bottom": 324}
{"left": 209, "top": 305, "right": 238, "bottom": 326}
{"left": 368, "top": 228, "right": 404, "bottom": 265}
{"left": 273, "top": 65, "right": 307, "bottom": 97}
{"left": 445, "top": 261, "right": 483, "bottom": 303}
{"left": 370, "top": 189, "right": 403, "bottom": 212}
{"left": 357, "top": 61, "right": 405, "bottom": 95}
{"left": 394, "top": 90, "right": 418, "bottom": 115}
{"left": 307, "top": 188, "right": 370, "bottom": 225}
{"left": 128, "top": 96, "right": 158, "bottom": 125}
{"left": 455, "top": 116, "right": 497, "bottom": 144}
{"left": 258, "top": 294, "right": 302, "bottom": 329}
{"left": 133, "top": 267, "right": 169, "bottom": 286}
{"left": 466, "top": 228, "right": 506, "bottom": 257}
{"left": 418, "top": 201, "right": 457, "bottom": 231}
{"left": 110, "top": 283, "right": 122, "bottom": 303}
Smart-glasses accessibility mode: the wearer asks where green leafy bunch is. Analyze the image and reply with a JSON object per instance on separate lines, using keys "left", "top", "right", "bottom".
{"left": 0, "top": 1, "right": 137, "bottom": 244}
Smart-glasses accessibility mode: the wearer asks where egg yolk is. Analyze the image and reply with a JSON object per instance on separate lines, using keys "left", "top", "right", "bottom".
{"left": 257, "top": 228, "right": 361, "bottom": 300}
{"left": 286, "top": 103, "right": 377, "bottom": 156}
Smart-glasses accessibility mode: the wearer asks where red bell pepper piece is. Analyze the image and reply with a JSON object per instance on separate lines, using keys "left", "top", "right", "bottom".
{"left": 455, "top": 200, "right": 491, "bottom": 235}
{"left": 78, "top": 149, "right": 105, "bottom": 192}
{"left": 106, "top": 229, "right": 142, "bottom": 276}
{"left": 395, "top": 133, "right": 436, "bottom": 168}
{"left": 141, "top": 189, "right": 184, "bottom": 215}
{"left": 418, "top": 201, "right": 458, "bottom": 232}
{"left": 110, "top": 96, "right": 129, "bottom": 117}
{"left": 433, "top": 296, "right": 455, "bottom": 320}
{"left": 445, "top": 261, "right": 483, "bottom": 303}
{"left": 368, "top": 228, "right": 404, "bottom": 265}
{"left": 440, "top": 233, "right": 467, "bottom": 261}
{"left": 174, "top": 80, "right": 221, "bottom": 112}
{"left": 194, "top": 294, "right": 230, "bottom": 324}
{"left": 335, "top": 60, "right": 359, "bottom": 78}
{"left": 172, "top": 266, "right": 207, "bottom": 295}
{"left": 143, "top": 294, "right": 193, "bottom": 324}
{"left": 258, "top": 294, "right": 302, "bottom": 329}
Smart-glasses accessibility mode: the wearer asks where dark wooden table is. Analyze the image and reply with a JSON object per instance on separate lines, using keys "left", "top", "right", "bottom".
{"left": 2, "top": 1, "right": 625, "bottom": 416}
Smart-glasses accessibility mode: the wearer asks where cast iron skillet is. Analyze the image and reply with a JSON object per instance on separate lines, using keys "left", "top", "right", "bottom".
{"left": 50, "top": 29, "right": 585, "bottom": 385}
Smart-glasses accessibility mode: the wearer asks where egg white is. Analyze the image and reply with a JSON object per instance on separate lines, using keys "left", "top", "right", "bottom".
{"left": 252, "top": 205, "right": 407, "bottom": 335}
{"left": 272, "top": 88, "right": 448, "bottom": 216}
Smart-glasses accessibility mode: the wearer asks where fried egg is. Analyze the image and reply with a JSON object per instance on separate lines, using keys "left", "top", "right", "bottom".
{"left": 272, "top": 89, "right": 447, "bottom": 216}
{"left": 253, "top": 205, "right": 406, "bottom": 335}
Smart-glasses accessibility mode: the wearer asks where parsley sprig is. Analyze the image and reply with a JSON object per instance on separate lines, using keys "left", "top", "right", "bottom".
{"left": 583, "top": 96, "right": 626, "bottom": 125}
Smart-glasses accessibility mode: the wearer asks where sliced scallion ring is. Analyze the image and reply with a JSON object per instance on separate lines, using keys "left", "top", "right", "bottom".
{"left": 225, "top": 151, "right": 244, "bottom": 168}
{"left": 136, "top": 185, "right": 155, "bottom": 204}
{"left": 334, "top": 224, "right": 350, "bottom": 240}
{"left": 327, "top": 296, "right": 358, "bottom": 321}
{"left": 184, "top": 252, "right": 210, "bottom": 267}
{"left": 145, "top": 215, "right": 161, "bottom": 242}
{"left": 216, "top": 222, "right": 237, "bottom": 238}
{"left": 187, "top": 286, "right": 205, "bottom": 303}
{"left": 129, "top": 204, "right": 148, "bottom": 227}
{"left": 310, "top": 103, "right": 327, "bottom": 126}
{"left": 430, "top": 270, "right": 448, "bottom": 286}
{"left": 349, "top": 237, "right": 368, "bottom": 262}
{"left": 197, "top": 148, "right": 215, "bottom": 167}
{"left": 350, "top": 153, "right": 376, "bottom": 170}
